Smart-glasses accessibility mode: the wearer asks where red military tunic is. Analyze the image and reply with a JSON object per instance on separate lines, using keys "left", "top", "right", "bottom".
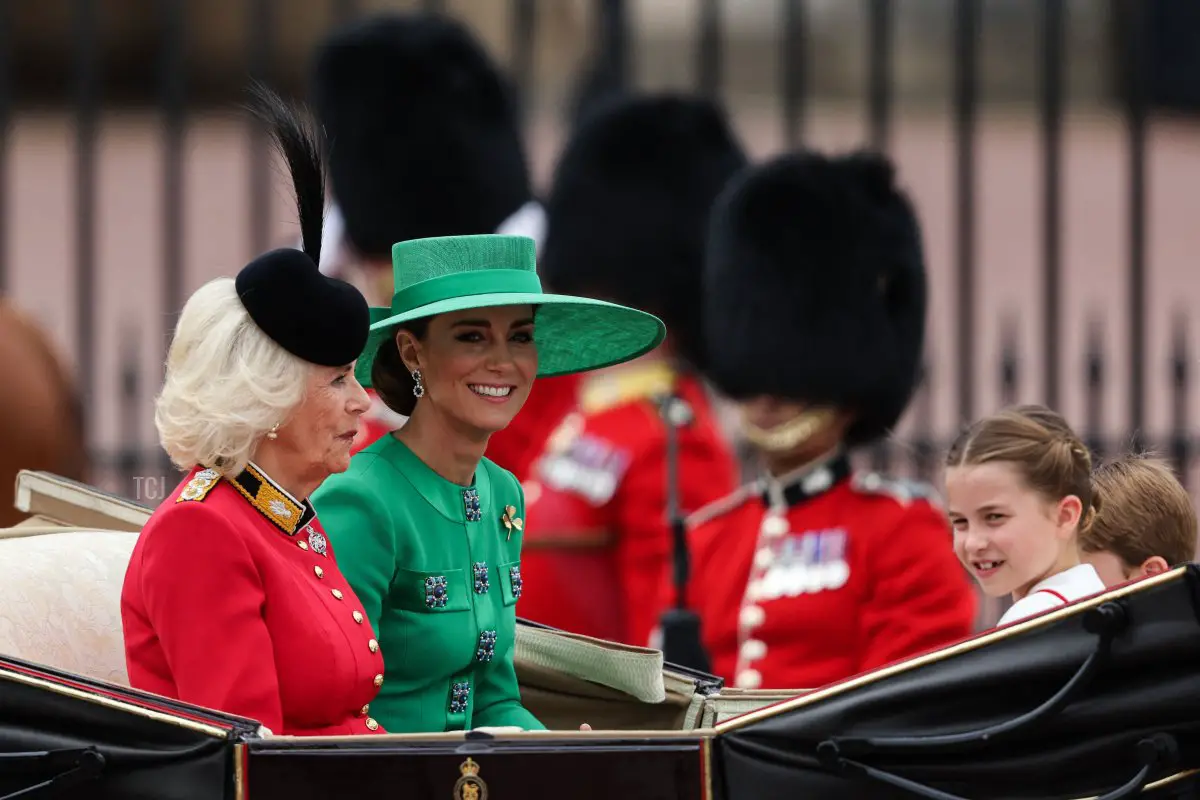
{"left": 517, "top": 360, "right": 739, "bottom": 647}
{"left": 121, "top": 463, "right": 388, "bottom": 736}
{"left": 487, "top": 373, "right": 584, "bottom": 482}
{"left": 683, "top": 452, "right": 977, "bottom": 690}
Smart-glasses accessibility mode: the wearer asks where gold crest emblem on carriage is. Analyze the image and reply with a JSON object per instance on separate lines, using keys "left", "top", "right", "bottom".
{"left": 453, "top": 757, "right": 487, "bottom": 800}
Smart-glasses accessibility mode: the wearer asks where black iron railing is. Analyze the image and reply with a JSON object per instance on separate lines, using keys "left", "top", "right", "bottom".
{"left": 0, "top": 0, "right": 1197, "bottom": 500}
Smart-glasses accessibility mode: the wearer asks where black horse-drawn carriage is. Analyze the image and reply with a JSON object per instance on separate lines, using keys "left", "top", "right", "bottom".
{"left": 3, "top": 471, "right": 1199, "bottom": 799}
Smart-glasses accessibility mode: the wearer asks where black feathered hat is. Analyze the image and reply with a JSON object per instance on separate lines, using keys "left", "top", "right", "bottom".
{"left": 310, "top": 12, "right": 533, "bottom": 260}
{"left": 539, "top": 93, "right": 747, "bottom": 371}
{"left": 704, "top": 150, "right": 927, "bottom": 445}
{"left": 234, "top": 83, "right": 369, "bottom": 367}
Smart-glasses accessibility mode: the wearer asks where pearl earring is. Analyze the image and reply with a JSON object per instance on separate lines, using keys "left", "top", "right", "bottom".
{"left": 266, "top": 423, "right": 279, "bottom": 440}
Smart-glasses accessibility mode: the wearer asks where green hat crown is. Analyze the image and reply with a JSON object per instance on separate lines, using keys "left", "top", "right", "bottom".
{"left": 386, "top": 235, "right": 541, "bottom": 318}
{"left": 355, "top": 234, "right": 666, "bottom": 390}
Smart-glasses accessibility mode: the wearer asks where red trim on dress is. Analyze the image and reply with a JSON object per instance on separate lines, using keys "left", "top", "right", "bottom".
{"left": 1034, "top": 588, "right": 1069, "bottom": 605}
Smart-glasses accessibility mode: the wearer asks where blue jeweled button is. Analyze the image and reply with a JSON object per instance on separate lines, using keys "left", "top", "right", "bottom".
{"left": 472, "top": 562, "right": 490, "bottom": 594}
{"left": 424, "top": 575, "right": 448, "bottom": 609}
{"left": 476, "top": 630, "right": 497, "bottom": 663}
{"left": 450, "top": 681, "right": 471, "bottom": 714}
{"left": 509, "top": 565, "right": 523, "bottom": 600}
{"left": 462, "top": 488, "right": 482, "bottom": 522}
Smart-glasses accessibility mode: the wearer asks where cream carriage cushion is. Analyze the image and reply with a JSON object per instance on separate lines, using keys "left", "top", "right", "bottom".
{"left": 0, "top": 526, "right": 137, "bottom": 686}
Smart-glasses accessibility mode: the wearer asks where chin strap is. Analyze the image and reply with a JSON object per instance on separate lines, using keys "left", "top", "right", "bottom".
{"left": 741, "top": 409, "right": 837, "bottom": 453}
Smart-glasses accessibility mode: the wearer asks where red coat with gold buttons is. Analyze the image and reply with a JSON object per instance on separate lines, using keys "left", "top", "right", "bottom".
{"left": 679, "top": 454, "right": 977, "bottom": 690}
{"left": 516, "top": 362, "right": 739, "bottom": 648}
{"left": 121, "top": 463, "right": 387, "bottom": 736}
{"left": 486, "top": 373, "right": 584, "bottom": 484}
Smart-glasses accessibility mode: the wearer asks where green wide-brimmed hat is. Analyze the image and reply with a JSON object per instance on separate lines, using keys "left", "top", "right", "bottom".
{"left": 354, "top": 235, "right": 665, "bottom": 388}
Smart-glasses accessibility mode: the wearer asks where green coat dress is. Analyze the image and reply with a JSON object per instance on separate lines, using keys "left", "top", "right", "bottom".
{"left": 311, "top": 434, "right": 545, "bottom": 733}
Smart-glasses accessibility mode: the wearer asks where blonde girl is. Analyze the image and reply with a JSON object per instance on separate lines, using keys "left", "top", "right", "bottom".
{"left": 944, "top": 404, "right": 1106, "bottom": 626}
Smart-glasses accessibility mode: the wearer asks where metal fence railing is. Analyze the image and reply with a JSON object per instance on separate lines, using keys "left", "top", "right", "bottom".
{"left": 1, "top": 0, "right": 1198, "bottom": 499}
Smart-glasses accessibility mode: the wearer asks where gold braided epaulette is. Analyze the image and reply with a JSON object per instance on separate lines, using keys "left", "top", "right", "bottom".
{"left": 580, "top": 361, "right": 677, "bottom": 415}
{"left": 176, "top": 469, "right": 220, "bottom": 503}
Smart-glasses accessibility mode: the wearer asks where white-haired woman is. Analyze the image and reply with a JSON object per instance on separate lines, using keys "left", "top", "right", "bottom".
{"left": 120, "top": 85, "right": 386, "bottom": 736}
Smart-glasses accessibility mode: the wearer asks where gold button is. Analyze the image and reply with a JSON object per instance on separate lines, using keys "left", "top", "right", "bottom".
{"left": 373, "top": 674, "right": 384, "bottom": 687}
{"left": 740, "top": 605, "right": 765, "bottom": 629}
{"left": 353, "top": 610, "right": 363, "bottom": 624}
{"left": 313, "top": 566, "right": 324, "bottom": 578}
{"left": 331, "top": 589, "right": 343, "bottom": 600}
{"left": 361, "top": 704, "right": 370, "bottom": 715}
{"left": 298, "top": 540, "right": 309, "bottom": 550}
{"left": 368, "top": 638, "right": 379, "bottom": 653}
{"left": 736, "top": 668, "right": 762, "bottom": 689}
{"left": 365, "top": 717, "right": 379, "bottom": 731}
{"left": 762, "top": 514, "right": 788, "bottom": 538}
{"left": 741, "top": 639, "right": 767, "bottom": 661}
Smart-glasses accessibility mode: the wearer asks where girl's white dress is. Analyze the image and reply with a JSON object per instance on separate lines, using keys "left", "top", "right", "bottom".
{"left": 996, "top": 563, "right": 1107, "bottom": 626}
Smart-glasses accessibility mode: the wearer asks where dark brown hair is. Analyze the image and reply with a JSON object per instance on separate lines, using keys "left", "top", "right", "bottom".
{"left": 945, "top": 404, "right": 1099, "bottom": 533}
{"left": 371, "top": 318, "right": 431, "bottom": 417}
{"left": 1083, "top": 452, "right": 1197, "bottom": 569}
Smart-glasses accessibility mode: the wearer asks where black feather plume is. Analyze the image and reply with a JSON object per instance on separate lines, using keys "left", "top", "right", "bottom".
{"left": 245, "top": 79, "right": 327, "bottom": 265}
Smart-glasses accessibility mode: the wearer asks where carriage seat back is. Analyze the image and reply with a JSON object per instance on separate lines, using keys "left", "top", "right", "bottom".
{"left": 0, "top": 526, "right": 137, "bottom": 687}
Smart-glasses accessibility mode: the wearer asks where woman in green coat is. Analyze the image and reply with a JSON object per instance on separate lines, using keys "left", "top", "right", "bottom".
{"left": 311, "top": 234, "right": 664, "bottom": 733}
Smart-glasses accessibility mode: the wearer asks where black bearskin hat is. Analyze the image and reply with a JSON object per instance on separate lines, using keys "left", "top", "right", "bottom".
{"left": 539, "top": 93, "right": 747, "bottom": 371}
{"left": 704, "top": 150, "right": 927, "bottom": 445}
{"left": 311, "top": 12, "right": 533, "bottom": 259}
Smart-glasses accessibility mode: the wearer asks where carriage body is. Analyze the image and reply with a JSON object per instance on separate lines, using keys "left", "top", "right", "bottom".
{"left": 3, "top": 471, "right": 1200, "bottom": 800}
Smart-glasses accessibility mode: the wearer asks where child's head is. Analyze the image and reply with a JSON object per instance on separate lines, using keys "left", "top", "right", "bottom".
{"left": 944, "top": 404, "right": 1094, "bottom": 600}
{"left": 1081, "top": 453, "right": 1197, "bottom": 587}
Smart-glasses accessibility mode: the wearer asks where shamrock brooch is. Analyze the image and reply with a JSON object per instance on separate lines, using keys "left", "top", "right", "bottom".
{"left": 501, "top": 505, "right": 524, "bottom": 540}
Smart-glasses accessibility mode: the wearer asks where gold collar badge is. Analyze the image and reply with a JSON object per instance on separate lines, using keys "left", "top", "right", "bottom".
{"left": 228, "top": 463, "right": 306, "bottom": 535}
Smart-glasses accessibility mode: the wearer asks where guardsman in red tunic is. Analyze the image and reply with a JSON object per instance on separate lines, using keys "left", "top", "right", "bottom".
{"left": 510, "top": 94, "right": 748, "bottom": 648}
{"left": 672, "top": 150, "right": 977, "bottom": 690}
{"left": 309, "top": 11, "right": 545, "bottom": 455}
{"left": 486, "top": 373, "right": 583, "bottom": 483}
